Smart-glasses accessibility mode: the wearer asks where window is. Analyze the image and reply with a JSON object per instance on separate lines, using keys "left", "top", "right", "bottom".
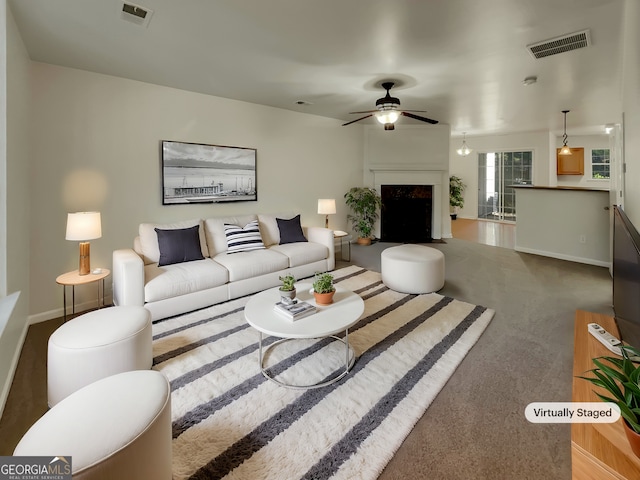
{"left": 591, "top": 149, "right": 610, "bottom": 179}
{"left": 478, "top": 150, "right": 533, "bottom": 222}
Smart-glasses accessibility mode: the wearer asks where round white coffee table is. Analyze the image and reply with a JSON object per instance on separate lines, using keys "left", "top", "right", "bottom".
{"left": 244, "top": 282, "right": 364, "bottom": 389}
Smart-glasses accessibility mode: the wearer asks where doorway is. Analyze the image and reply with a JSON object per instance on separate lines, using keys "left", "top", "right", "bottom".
{"left": 478, "top": 151, "right": 532, "bottom": 222}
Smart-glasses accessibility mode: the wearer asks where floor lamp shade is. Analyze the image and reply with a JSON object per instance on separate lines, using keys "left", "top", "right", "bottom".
{"left": 318, "top": 199, "right": 336, "bottom": 228}
{"left": 66, "top": 212, "right": 102, "bottom": 275}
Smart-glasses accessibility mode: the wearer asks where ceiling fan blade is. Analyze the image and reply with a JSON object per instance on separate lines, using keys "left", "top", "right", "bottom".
{"left": 401, "top": 111, "right": 439, "bottom": 124}
{"left": 401, "top": 109, "right": 428, "bottom": 113}
{"left": 348, "top": 110, "right": 378, "bottom": 114}
{"left": 342, "top": 114, "right": 373, "bottom": 126}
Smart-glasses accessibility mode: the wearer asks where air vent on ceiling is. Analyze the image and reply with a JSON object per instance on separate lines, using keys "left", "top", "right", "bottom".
{"left": 120, "top": 1, "right": 153, "bottom": 28}
{"left": 526, "top": 29, "right": 591, "bottom": 59}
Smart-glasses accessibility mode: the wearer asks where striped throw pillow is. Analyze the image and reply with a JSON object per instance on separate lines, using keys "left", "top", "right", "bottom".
{"left": 224, "top": 220, "right": 266, "bottom": 253}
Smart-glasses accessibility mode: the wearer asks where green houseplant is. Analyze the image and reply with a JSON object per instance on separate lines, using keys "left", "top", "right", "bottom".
{"left": 578, "top": 344, "right": 640, "bottom": 456}
{"left": 449, "top": 175, "right": 466, "bottom": 220}
{"left": 344, "top": 187, "right": 382, "bottom": 245}
{"left": 278, "top": 274, "right": 296, "bottom": 303}
{"left": 312, "top": 272, "right": 335, "bottom": 305}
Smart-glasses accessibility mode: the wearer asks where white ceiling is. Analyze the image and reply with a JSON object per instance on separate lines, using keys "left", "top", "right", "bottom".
{"left": 8, "top": 0, "right": 625, "bottom": 136}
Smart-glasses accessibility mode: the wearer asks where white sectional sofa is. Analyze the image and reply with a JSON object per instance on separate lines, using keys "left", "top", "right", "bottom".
{"left": 112, "top": 214, "right": 335, "bottom": 320}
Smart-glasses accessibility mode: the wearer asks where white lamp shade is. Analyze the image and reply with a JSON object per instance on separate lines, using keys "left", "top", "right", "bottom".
{"left": 317, "top": 199, "right": 336, "bottom": 215}
{"left": 66, "top": 212, "right": 102, "bottom": 241}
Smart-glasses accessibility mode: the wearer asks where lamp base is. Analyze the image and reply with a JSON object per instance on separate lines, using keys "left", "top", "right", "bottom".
{"left": 79, "top": 242, "right": 91, "bottom": 275}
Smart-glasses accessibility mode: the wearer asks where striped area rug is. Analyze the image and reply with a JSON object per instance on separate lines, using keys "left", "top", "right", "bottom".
{"left": 152, "top": 265, "right": 495, "bottom": 480}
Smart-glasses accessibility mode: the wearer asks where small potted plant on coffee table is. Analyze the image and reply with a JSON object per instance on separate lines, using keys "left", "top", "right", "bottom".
{"left": 278, "top": 274, "right": 296, "bottom": 304}
{"left": 312, "top": 272, "right": 335, "bottom": 305}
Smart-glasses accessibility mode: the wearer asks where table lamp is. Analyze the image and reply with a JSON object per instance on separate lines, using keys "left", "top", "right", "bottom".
{"left": 66, "top": 212, "right": 102, "bottom": 275}
{"left": 317, "top": 199, "right": 336, "bottom": 229}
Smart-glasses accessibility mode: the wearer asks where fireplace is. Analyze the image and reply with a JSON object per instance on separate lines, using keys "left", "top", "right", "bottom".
{"left": 381, "top": 185, "right": 432, "bottom": 243}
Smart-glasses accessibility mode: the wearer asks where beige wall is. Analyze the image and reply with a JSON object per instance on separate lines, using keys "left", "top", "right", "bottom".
{"left": 0, "top": 3, "right": 31, "bottom": 414}
{"left": 28, "top": 63, "right": 364, "bottom": 321}
{"left": 622, "top": 0, "right": 640, "bottom": 226}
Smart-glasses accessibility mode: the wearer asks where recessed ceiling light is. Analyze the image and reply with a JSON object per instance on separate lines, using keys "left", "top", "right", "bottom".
{"left": 523, "top": 76, "right": 537, "bottom": 86}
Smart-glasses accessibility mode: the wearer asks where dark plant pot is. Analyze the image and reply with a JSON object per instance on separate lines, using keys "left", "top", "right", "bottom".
{"left": 623, "top": 419, "right": 640, "bottom": 458}
{"left": 314, "top": 290, "right": 335, "bottom": 305}
{"left": 450, "top": 214, "right": 457, "bottom": 220}
{"left": 357, "top": 237, "right": 372, "bottom": 246}
{"left": 279, "top": 288, "right": 296, "bottom": 304}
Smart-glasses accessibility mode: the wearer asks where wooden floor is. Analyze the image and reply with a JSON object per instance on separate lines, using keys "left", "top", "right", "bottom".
{"left": 450, "top": 218, "right": 516, "bottom": 249}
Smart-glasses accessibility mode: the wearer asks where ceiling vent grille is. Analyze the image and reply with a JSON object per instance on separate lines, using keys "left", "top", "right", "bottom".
{"left": 526, "top": 30, "right": 591, "bottom": 59}
{"left": 120, "top": 1, "right": 153, "bottom": 28}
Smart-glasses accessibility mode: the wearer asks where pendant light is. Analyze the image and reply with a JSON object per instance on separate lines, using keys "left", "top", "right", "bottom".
{"left": 559, "top": 110, "right": 572, "bottom": 156}
{"left": 456, "top": 132, "right": 472, "bottom": 156}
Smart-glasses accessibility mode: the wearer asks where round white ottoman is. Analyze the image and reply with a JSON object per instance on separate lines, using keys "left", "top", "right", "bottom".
{"left": 48, "top": 306, "right": 152, "bottom": 407}
{"left": 15, "top": 370, "right": 172, "bottom": 480}
{"left": 381, "top": 244, "right": 445, "bottom": 294}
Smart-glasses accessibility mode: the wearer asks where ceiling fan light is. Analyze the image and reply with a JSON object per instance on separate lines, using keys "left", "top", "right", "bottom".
{"left": 376, "top": 110, "right": 399, "bottom": 125}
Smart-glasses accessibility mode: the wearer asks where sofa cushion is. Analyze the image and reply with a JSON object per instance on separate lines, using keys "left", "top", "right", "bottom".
{"left": 277, "top": 215, "right": 308, "bottom": 244}
{"left": 270, "top": 242, "right": 329, "bottom": 268}
{"left": 224, "top": 220, "right": 266, "bottom": 253}
{"left": 144, "top": 258, "right": 228, "bottom": 303}
{"left": 204, "top": 215, "right": 257, "bottom": 256}
{"left": 139, "top": 219, "right": 208, "bottom": 265}
{"left": 155, "top": 225, "right": 205, "bottom": 266}
{"left": 213, "top": 249, "right": 289, "bottom": 282}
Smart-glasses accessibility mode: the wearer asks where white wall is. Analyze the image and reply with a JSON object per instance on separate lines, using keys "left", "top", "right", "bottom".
{"left": 28, "top": 63, "right": 363, "bottom": 321}
{"left": 449, "top": 131, "right": 550, "bottom": 219}
{"left": 622, "top": 0, "right": 640, "bottom": 227}
{"left": 515, "top": 188, "right": 610, "bottom": 266}
{"left": 0, "top": 3, "right": 31, "bottom": 415}
{"left": 555, "top": 134, "right": 612, "bottom": 189}
{"left": 449, "top": 131, "right": 612, "bottom": 220}
{"left": 363, "top": 124, "right": 451, "bottom": 239}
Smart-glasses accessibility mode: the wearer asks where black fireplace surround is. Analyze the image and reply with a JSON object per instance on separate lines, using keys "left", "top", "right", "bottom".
{"left": 380, "top": 185, "right": 432, "bottom": 243}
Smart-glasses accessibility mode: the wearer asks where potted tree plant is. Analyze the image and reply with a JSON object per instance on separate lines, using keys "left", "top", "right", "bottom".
{"left": 449, "top": 175, "right": 466, "bottom": 220}
{"left": 312, "top": 272, "right": 335, "bottom": 305}
{"left": 344, "top": 187, "right": 382, "bottom": 245}
{"left": 278, "top": 274, "right": 296, "bottom": 304}
{"left": 578, "top": 345, "right": 640, "bottom": 457}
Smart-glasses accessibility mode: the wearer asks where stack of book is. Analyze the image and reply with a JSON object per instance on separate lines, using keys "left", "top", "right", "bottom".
{"left": 273, "top": 300, "right": 316, "bottom": 321}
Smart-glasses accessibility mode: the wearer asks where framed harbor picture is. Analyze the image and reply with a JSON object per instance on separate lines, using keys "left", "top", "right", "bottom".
{"left": 161, "top": 140, "right": 257, "bottom": 205}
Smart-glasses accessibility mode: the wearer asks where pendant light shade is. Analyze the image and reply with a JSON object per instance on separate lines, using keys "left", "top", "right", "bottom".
{"left": 456, "top": 132, "right": 472, "bottom": 156}
{"left": 559, "top": 110, "right": 572, "bottom": 156}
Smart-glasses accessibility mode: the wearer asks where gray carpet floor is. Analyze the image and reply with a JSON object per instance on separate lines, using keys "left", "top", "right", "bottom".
{"left": 0, "top": 237, "right": 612, "bottom": 479}
{"left": 348, "top": 238, "right": 612, "bottom": 480}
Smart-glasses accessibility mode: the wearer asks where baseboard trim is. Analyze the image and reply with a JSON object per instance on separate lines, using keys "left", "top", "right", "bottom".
{"left": 0, "top": 320, "right": 29, "bottom": 419}
{"left": 28, "top": 294, "right": 113, "bottom": 325}
{"left": 514, "top": 246, "right": 611, "bottom": 268}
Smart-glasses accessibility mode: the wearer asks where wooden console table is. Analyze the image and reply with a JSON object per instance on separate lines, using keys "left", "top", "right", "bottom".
{"left": 572, "top": 310, "right": 640, "bottom": 479}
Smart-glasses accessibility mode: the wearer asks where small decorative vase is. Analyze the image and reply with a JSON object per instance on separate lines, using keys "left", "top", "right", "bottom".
{"left": 623, "top": 419, "right": 640, "bottom": 458}
{"left": 314, "top": 290, "right": 335, "bottom": 305}
{"left": 357, "top": 237, "right": 371, "bottom": 246}
{"left": 279, "top": 288, "right": 296, "bottom": 305}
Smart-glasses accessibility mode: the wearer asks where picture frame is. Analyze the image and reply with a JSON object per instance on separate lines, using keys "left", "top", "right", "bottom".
{"left": 161, "top": 140, "right": 257, "bottom": 205}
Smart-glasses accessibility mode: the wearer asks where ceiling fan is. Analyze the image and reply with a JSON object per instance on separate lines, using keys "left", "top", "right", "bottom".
{"left": 342, "top": 81, "right": 438, "bottom": 130}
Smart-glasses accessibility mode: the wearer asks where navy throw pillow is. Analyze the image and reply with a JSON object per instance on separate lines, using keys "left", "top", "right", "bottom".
{"left": 155, "top": 225, "right": 205, "bottom": 266}
{"left": 276, "top": 215, "right": 308, "bottom": 244}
